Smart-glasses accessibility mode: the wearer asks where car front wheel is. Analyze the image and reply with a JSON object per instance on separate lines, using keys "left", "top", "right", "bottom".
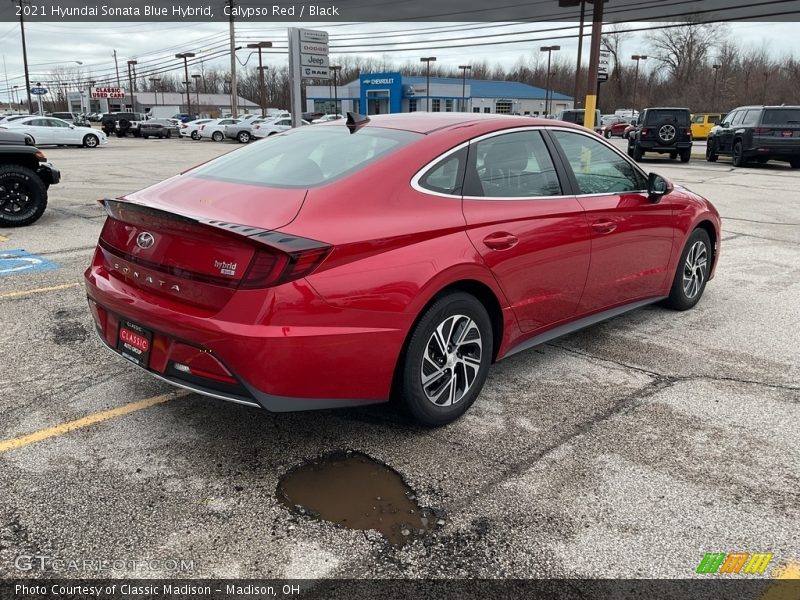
{"left": 732, "top": 141, "right": 746, "bottom": 167}
{"left": 400, "top": 292, "right": 493, "bottom": 426}
{"left": 83, "top": 134, "right": 99, "bottom": 148}
{"left": 0, "top": 164, "right": 48, "bottom": 227}
{"left": 706, "top": 139, "right": 718, "bottom": 162}
{"left": 664, "top": 228, "right": 712, "bottom": 311}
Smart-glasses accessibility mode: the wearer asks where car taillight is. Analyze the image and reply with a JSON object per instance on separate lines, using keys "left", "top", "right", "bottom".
{"left": 753, "top": 127, "right": 772, "bottom": 134}
{"left": 240, "top": 243, "right": 331, "bottom": 290}
{"left": 200, "top": 125, "right": 205, "bottom": 130}
{"left": 181, "top": 124, "right": 187, "bottom": 128}
{"left": 640, "top": 128, "right": 649, "bottom": 136}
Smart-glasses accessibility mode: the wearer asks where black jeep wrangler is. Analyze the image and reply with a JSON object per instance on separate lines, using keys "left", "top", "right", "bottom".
{"left": 0, "top": 130, "right": 61, "bottom": 226}
{"left": 628, "top": 107, "right": 693, "bottom": 163}
{"left": 101, "top": 112, "right": 147, "bottom": 138}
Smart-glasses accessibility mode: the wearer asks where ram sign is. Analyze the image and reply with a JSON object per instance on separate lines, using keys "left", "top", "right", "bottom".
{"left": 91, "top": 87, "right": 126, "bottom": 99}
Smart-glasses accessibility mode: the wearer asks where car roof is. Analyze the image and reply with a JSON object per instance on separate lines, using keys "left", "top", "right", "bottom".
{"left": 732, "top": 105, "right": 800, "bottom": 110}
{"left": 314, "top": 112, "right": 565, "bottom": 135}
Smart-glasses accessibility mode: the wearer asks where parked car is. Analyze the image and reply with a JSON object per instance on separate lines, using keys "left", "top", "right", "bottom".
{"left": 224, "top": 120, "right": 263, "bottom": 143}
{"left": 600, "top": 116, "right": 633, "bottom": 138}
{"left": 0, "top": 115, "right": 30, "bottom": 125}
{"left": 84, "top": 113, "right": 720, "bottom": 426}
{"left": 706, "top": 105, "right": 800, "bottom": 168}
{"left": 312, "top": 114, "right": 343, "bottom": 123}
{"left": 628, "top": 107, "right": 693, "bottom": 162}
{"left": 622, "top": 120, "right": 639, "bottom": 139}
{"left": 555, "top": 109, "right": 602, "bottom": 133}
{"left": 140, "top": 119, "right": 179, "bottom": 139}
{"left": 2, "top": 116, "right": 106, "bottom": 148}
{"left": 0, "top": 129, "right": 61, "bottom": 226}
{"left": 102, "top": 112, "right": 148, "bottom": 137}
{"left": 50, "top": 112, "right": 79, "bottom": 124}
{"left": 690, "top": 113, "right": 724, "bottom": 140}
{"left": 251, "top": 117, "right": 310, "bottom": 138}
{"left": 179, "top": 119, "right": 214, "bottom": 140}
{"left": 199, "top": 118, "right": 241, "bottom": 141}
{"left": 303, "top": 111, "right": 325, "bottom": 122}
{"left": 172, "top": 114, "right": 194, "bottom": 123}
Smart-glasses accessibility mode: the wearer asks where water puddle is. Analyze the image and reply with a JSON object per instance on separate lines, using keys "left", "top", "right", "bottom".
{"left": 277, "top": 450, "right": 444, "bottom": 545}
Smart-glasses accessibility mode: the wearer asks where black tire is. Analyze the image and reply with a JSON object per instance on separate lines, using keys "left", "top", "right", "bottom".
{"left": 0, "top": 164, "right": 48, "bottom": 227}
{"left": 191, "top": 131, "right": 200, "bottom": 140}
{"left": 790, "top": 158, "right": 800, "bottom": 169}
{"left": 400, "top": 292, "right": 493, "bottom": 427}
{"left": 212, "top": 131, "right": 224, "bottom": 142}
{"left": 82, "top": 134, "right": 99, "bottom": 148}
{"left": 118, "top": 118, "right": 131, "bottom": 130}
{"left": 706, "top": 139, "right": 718, "bottom": 162}
{"left": 165, "top": 130, "right": 172, "bottom": 139}
{"left": 669, "top": 151, "right": 678, "bottom": 160}
{"left": 237, "top": 131, "right": 251, "bottom": 143}
{"left": 604, "top": 130, "right": 611, "bottom": 139}
{"left": 627, "top": 145, "right": 634, "bottom": 158}
{"left": 142, "top": 135, "right": 149, "bottom": 139}
{"left": 679, "top": 148, "right": 691, "bottom": 163}
{"left": 732, "top": 141, "right": 746, "bottom": 167}
{"left": 664, "top": 228, "right": 712, "bottom": 311}
{"left": 633, "top": 144, "right": 643, "bottom": 161}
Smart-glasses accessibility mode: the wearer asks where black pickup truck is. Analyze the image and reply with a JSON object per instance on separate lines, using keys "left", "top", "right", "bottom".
{"left": 0, "top": 129, "right": 61, "bottom": 226}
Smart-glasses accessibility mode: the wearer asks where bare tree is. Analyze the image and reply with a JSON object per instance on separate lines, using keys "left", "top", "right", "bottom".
{"left": 650, "top": 21, "right": 728, "bottom": 84}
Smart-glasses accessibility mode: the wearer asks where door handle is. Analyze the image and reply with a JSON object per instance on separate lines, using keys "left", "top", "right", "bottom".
{"left": 483, "top": 232, "right": 519, "bottom": 250}
{"left": 591, "top": 220, "right": 617, "bottom": 234}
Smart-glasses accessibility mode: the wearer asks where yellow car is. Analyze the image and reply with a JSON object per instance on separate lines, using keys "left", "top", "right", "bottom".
{"left": 691, "top": 113, "right": 724, "bottom": 140}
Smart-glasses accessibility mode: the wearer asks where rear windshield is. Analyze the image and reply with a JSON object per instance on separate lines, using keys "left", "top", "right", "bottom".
{"left": 761, "top": 109, "right": 800, "bottom": 125}
{"left": 644, "top": 110, "right": 689, "bottom": 125}
{"left": 193, "top": 126, "right": 422, "bottom": 188}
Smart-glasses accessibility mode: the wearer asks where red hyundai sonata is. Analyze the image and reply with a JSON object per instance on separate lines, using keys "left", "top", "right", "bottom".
{"left": 85, "top": 113, "right": 720, "bottom": 426}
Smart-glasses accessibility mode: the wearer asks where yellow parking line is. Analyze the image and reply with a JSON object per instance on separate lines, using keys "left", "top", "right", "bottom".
{"left": 0, "top": 390, "right": 189, "bottom": 454}
{"left": 0, "top": 282, "right": 82, "bottom": 300}
{"left": 0, "top": 235, "right": 9, "bottom": 242}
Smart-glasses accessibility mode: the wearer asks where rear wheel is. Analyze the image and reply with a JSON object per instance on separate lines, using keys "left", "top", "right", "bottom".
{"left": 191, "top": 131, "right": 200, "bottom": 140}
{"left": 604, "top": 130, "right": 611, "bottom": 139}
{"left": 0, "top": 164, "right": 48, "bottom": 227}
{"left": 633, "top": 144, "right": 643, "bottom": 161}
{"left": 669, "top": 151, "right": 678, "bottom": 160}
{"left": 212, "top": 131, "right": 224, "bottom": 142}
{"left": 664, "top": 228, "right": 712, "bottom": 311}
{"left": 400, "top": 292, "right": 493, "bottom": 427}
{"left": 732, "top": 141, "right": 746, "bottom": 167}
{"left": 237, "top": 131, "right": 251, "bottom": 143}
{"left": 706, "top": 139, "right": 718, "bottom": 162}
{"left": 679, "top": 148, "right": 691, "bottom": 163}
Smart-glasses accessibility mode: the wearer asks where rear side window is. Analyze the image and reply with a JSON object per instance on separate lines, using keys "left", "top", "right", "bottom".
{"left": 762, "top": 109, "right": 800, "bottom": 125}
{"left": 741, "top": 110, "right": 759, "bottom": 126}
{"left": 418, "top": 147, "right": 466, "bottom": 195}
{"left": 645, "top": 110, "right": 690, "bottom": 125}
{"left": 193, "top": 126, "right": 422, "bottom": 188}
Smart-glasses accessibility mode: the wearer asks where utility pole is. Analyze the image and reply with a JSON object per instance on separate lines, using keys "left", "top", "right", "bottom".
{"left": 192, "top": 73, "right": 201, "bottom": 115}
{"left": 16, "top": 0, "right": 33, "bottom": 113}
{"left": 2, "top": 56, "right": 10, "bottom": 112}
{"left": 227, "top": 0, "right": 238, "bottom": 117}
{"left": 113, "top": 49, "right": 121, "bottom": 87}
{"left": 540, "top": 46, "right": 560, "bottom": 117}
{"left": 420, "top": 57, "right": 436, "bottom": 111}
{"left": 149, "top": 78, "right": 160, "bottom": 106}
{"left": 247, "top": 42, "right": 272, "bottom": 118}
{"left": 583, "top": 0, "right": 604, "bottom": 130}
{"left": 574, "top": 0, "right": 585, "bottom": 106}
{"left": 711, "top": 64, "right": 721, "bottom": 111}
{"left": 127, "top": 60, "right": 137, "bottom": 112}
{"left": 631, "top": 54, "right": 647, "bottom": 114}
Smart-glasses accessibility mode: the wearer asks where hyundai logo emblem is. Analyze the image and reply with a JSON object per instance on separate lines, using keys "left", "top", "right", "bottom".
{"left": 136, "top": 232, "right": 155, "bottom": 249}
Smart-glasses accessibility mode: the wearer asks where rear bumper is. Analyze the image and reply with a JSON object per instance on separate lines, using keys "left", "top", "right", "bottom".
{"left": 84, "top": 257, "right": 408, "bottom": 412}
{"left": 636, "top": 140, "right": 692, "bottom": 152}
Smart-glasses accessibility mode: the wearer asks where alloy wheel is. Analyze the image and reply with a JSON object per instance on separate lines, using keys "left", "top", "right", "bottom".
{"left": 0, "top": 177, "right": 31, "bottom": 216}
{"left": 682, "top": 241, "right": 708, "bottom": 299}
{"left": 420, "top": 314, "right": 483, "bottom": 407}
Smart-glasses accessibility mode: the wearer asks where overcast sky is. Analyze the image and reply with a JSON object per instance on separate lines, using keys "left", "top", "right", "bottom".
{"left": 1, "top": 20, "right": 796, "bottom": 95}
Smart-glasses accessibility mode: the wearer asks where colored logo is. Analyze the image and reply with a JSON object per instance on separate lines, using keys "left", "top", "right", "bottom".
{"left": 697, "top": 552, "right": 774, "bottom": 575}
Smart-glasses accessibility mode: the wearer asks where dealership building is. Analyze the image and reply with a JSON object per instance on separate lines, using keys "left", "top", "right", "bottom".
{"left": 66, "top": 90, "right": 260, "bottom": 117}
{"left": 305, "top": 72, "right": 574, "bottom": 116}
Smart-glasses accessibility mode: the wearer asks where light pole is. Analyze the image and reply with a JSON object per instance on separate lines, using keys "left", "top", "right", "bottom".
{"left": 182, "top": 81, "right": 191, "bottom": 114}
{"left": 149, "top": 78, "right": 160, "bottom": 106}
{"left": 420, "top": 57, "right": 436, "bottom": 111}
{"left": 12, "top": 85, "right": 19, "bottom": 111}
{"left": 540, "top": 45, "right": 560, "bottom": 117}
{"left": 192, "top": 74, "right": 202, "bottom": 116}
{"left": 330, "top": 65, "right": 342, "bottom": 115}
{"left": 126, "top": 59, "right": 137, "bottom": 112}
{"left": 87, "top": 79, "right": 95, "bottom": 114}
{"left": 630, "top": 54, "right": 647, "bottom": 114}
{"left": 459, "top": 65, "right": 471, "bottom": 112}
{"left": 175, "top": 52, "right": 196, "bottom": 115}
{"left": 711, "top": 63, "right": 721, "bottom": 111}
{"left": 247, "top": 42, "right": 272, "bottom": 118}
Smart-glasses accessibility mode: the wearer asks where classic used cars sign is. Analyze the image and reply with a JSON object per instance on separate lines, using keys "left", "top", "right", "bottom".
{"left": 91, "top": 87, "right": 126, "bottom": 99}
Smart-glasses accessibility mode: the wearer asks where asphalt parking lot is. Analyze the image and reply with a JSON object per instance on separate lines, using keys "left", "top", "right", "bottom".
{"left": 1, "top": 134, "right": 798, "bottom": 582}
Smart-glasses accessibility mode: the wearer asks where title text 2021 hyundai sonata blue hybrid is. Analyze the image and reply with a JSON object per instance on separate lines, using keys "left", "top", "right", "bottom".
{"left": 85, "top": 113, "right": 720, "bottom": 426}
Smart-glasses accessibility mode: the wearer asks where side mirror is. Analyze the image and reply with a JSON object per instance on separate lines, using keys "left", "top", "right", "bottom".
{"left": 647, "top": 173, "right": 673, "bottom": 202}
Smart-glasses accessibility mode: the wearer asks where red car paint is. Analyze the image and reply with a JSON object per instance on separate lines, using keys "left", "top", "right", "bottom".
{"left": 84, "top": 113, "right": 720, "bottom": 412}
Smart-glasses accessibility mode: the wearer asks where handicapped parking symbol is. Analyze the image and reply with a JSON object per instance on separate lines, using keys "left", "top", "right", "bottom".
{"left": 0, "top": 249, "right": 59, "bottom": 277}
